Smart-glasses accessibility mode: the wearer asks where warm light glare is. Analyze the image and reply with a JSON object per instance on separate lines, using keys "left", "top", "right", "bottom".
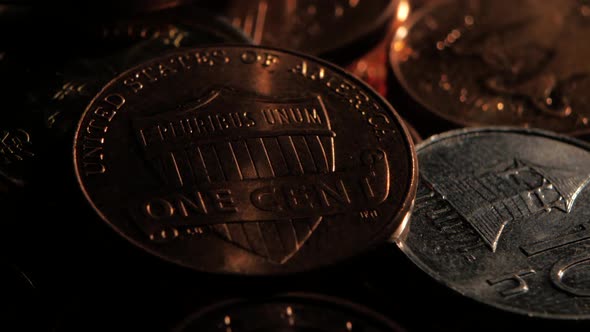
{"left": 393, "top": 40, "right": 406, "bottom": 52}
{"left": 397, "top": 0, "right": 410, "bottom": 22}
{"left": 397, "top": 26, "right": 408, "bottom": 40}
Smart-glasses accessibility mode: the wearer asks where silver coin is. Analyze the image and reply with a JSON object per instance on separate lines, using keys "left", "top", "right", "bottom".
{"left": 398, "top": 127, "right": 590, "bottom": 319}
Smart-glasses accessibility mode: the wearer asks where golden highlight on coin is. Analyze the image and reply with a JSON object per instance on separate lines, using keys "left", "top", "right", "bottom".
{"left": 73, "top": 46, "right": 417, "bottom": 275}
{"left": 390, "top": 0, "right": 590, "bottom": 136}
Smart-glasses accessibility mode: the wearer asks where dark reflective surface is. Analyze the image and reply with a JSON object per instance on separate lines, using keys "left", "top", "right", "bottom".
{"left": 174, "top": 294, "right": 404, "bottom": 332}
{"left": 0, "top": 10, "right": 249, "bottom": 188}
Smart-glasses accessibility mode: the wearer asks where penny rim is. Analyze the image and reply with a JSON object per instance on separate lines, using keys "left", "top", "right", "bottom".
{"left": 73, "top": 45, "right": 418, "bottom": 274}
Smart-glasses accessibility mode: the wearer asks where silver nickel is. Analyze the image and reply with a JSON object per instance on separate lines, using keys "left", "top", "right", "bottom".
{"left": 398, "top": 127, "right": 590, "bottom": 319}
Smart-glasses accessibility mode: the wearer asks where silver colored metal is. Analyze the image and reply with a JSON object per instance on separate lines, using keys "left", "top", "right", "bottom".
{"left": 398, "top": 127, "right": 590, "bottom": 319}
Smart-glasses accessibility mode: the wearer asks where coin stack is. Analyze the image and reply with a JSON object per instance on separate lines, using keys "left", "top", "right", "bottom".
{"left": 2, "top": 0, "right": 590, "bottom": 331}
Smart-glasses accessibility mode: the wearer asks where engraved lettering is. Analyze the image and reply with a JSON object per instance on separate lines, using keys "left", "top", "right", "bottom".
{"left": 82, "top": 146, "right": 103, "bottom": 160}
{"left": 368, "top": 114, "right": 394, "bottom": 139}
{"left": 145, "top": 198, "right": 175, "bottom": 219}
{"left": 176, "top": 54, "right": 192, "bottom": 70}
{"left": 0, "top": 129, "right": 34, "bottom": 164}
{"left": 149, "top": 227, "right": 180, "bottom": 242}
{"left": 261, "top": 108, "right": 322, "bottom": 126}
{"left": 211, "top": 189, "right": 237, "bottom": 212}
{"left": 141, "top": 67, "right": 159, "bottom": 82}
{"left": 360, "top": 209, "right": 379, "bottom": 220}
{"left": 550, "top": 253, "right": 590, "bottom": 296}
{"left": 103, "top": 93, "right": 126, "bottom": 109}
{"left": 140, "top": 111, "right": 257, "bottom": 140}
{"left": 317, "top": 180, "right": 351, "bottom": 207}
{"left": 149, "top": 227, "right": 207, "bottom": 242}
{"left": 306, "top": 108, "right": 322, "bottom": 124}
{"left": 93, "top": 106, "right": 116, "bottom": 122}
{"left": 240, "top": 50, "right": 257, "bottom": 64}
{"left": 83, "top": 136, "right": 104, "bottom": 145}
{"left": 251, "top": 186, "right": 283, "bottom": 212}
{"left": 261, "top": 53, "right": 279, "bottom": 68}
{"left": 211, "top": 50, "right": 230, "bottom": 64}
{"left": 240, "top": 51, "right": 278, "bottom": 68}
{"left": 285, "top": 185, "right": 315, "bottom": 210}
{"left": 143, "top": 192, "right": 210, "bottom": 220}
{"left": 290, "top": 60, "right": 392, "bottom": 141}
{"left": 487, "top": 269, "right": 536, "bottom": 297}
{"left": 81, "top": 92, "right": 124, "bottom": 176}
{"left": 86, "top": 119, "right": 109, "bottom": 135}
{"left": 194, "top": 50, "right": 230, "bottom": 66}
{"left": 290, "top": 60, "right": 325, "bottom": 80}
{"left": 176, "top": 191, "right": 208, "bottom": 216}
{"left": 158, "top": 62, "right": 177, "bottom": 77}
{"left": 83, "top": 162, "right": 106, "bottom": 175}
{"left": 53, "top": 81, "right": 86, "bottom": 100}
{"left": 248, "top": 178, "right": 364, "bottom": 214}
{"left": 124, "top": 76, "right": 144, "bottom": 93}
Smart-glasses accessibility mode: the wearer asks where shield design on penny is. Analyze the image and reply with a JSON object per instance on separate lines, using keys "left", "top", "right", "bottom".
{"left": 133, "top": 89, "right": 336, "bottom": 264}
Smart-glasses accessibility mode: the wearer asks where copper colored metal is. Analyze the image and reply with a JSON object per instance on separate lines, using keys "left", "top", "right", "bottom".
{"left": 389, "top": 0, "right": 590, "bottom": 136}
{"left": 73, "top": 46, "right": 418, "bottom": 275}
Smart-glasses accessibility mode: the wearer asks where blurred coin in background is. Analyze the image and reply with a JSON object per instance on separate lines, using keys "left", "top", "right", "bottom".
{"left": 73, "top": 45, "right": 417, "bottom": 274}
{"left": 0, "top": 0, "right": 194, "bottom": 15}
{"left": 224, "top": 0, "right": 399, "bottom": 64}
{"left": 389, "top": 0, "right": 590, "bottom": 137}
{"left": 399, "top": 127, "right": 590, "bottom": 319}
{"left": 347, "top": 0, "right": 411, "bottom": 97}
{"left": 0, "top": 12, "right": 251, "bottom": 324}
{"left": 0, "top": 10, "right": 249, "bottom": 189}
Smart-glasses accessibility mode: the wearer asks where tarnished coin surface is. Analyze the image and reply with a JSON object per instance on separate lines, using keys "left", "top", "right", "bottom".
{"left": 399, "top": 127, "right": 590, "bottom": 318}
{"left": 174, "top": 294, "right": 404, "bottom": 331}
{"left": 73, "top": 46, "right": 417, "bottom": 274}
{"left": 226, "top": 0, "right": 398, "bottom": 59}
{"left": 390, "top": 0, "right": 590, "bottom": 135}
{"left": 0, "top": 13, "right": 248, "bottom": 188}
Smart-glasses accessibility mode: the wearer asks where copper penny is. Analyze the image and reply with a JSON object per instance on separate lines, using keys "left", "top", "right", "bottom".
{"left": 73, "top": 46, "right": 417, "bottom": 274}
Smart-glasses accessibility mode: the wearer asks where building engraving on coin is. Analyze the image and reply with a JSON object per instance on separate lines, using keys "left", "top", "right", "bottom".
{"left": 399, "top": 128, "right": 590, "bottom": 318}
{"left": 390, "top": 0, "right": 590, "bottom": 135}
{"left": 74, "top": 46, "right": 416, "bottom": 274}
{"left": 422, "top": 157, "right": 590, "bottom": 252}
